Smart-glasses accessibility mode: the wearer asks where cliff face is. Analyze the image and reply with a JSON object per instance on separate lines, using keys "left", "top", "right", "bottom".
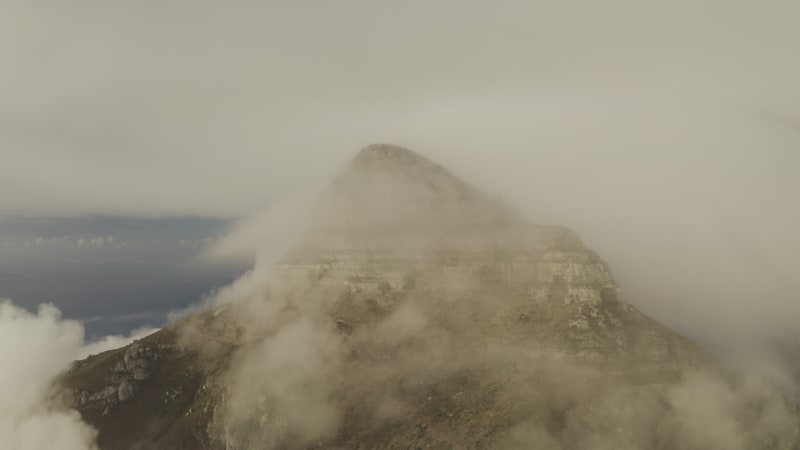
{"left": 62, "top": 145, "right": 792, "bottom": 449}
{"left": 272, "top": 145, "right": 701, "bottom": 367}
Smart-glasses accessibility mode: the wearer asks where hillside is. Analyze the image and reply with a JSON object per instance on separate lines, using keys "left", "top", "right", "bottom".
{"left": 61, "top": 145, "right": 797, "bottom": 449}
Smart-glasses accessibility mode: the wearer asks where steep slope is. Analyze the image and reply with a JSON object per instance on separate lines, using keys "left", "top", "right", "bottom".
{"left": 61, "top": 145, "right": 796, "bottom": 449}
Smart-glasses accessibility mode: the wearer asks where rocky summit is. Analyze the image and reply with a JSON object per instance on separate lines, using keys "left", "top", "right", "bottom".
{"left": 61, "top": 145, "right": 798, "bottom": 449}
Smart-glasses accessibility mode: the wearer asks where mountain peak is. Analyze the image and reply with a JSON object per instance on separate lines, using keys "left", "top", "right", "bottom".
{"left": 353, "top": 143, "right": 426, "bottom": 165}
{"left": 318, "top": 145, "right": 522, "bottom": 232}
{"left": 349, "top": 144, "right": 446, "bottom": 177}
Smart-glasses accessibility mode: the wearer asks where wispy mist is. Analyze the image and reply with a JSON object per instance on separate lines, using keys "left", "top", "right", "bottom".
{"left": 1, "top": 1, "right": 798, "bottom": 447}
{"left": 2, "top": 2, "right": 798, "bottom": 353}
{"left": 179, "top": 149, "right": 799, "bottom": 448}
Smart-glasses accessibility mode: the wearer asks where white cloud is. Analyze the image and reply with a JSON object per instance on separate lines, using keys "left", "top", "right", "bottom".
{"left": 77, "top": 326, "right": 160, "bottom": 360}
{"left": 0, "top": 299, "right": 97, "bottom": 450}
{"left": 10, "top": 235, "right": 118, "bottom": 250}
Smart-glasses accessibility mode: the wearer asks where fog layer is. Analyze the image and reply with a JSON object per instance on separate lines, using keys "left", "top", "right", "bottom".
{"left": 184, "top": 148, "right": 799, "bottom": 448}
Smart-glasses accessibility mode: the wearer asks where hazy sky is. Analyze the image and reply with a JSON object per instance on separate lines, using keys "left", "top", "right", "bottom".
{"left": 1, "top": 1, "right": 799, "bottom": 354}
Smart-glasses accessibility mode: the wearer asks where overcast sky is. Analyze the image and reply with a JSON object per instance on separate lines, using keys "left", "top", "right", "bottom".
{"left": 1, "top": 1, "right": 799, "bottom": 356}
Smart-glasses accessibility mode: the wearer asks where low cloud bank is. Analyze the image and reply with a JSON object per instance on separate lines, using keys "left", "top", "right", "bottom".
{"left": 77, "top": 326, "right": 160, "bottom": 360}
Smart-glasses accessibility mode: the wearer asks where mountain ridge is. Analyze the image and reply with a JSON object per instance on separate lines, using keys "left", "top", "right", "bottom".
{"left": 61, "top": 145, "right": 797, "bottom": 450}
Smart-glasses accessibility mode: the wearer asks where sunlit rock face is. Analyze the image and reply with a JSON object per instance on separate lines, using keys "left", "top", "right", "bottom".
{"left": 61, "top": 145, "right": 796, "bottom": 450}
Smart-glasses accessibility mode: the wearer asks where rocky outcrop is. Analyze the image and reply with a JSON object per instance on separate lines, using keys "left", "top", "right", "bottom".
{"left": 71, "top": 342, "right": 168, "bottom": 414}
